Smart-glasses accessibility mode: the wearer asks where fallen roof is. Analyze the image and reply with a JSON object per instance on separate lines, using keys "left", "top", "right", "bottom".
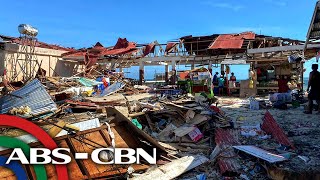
{"left": 62, "top": 38, "right": 138, "bottom": 59}
{"left": 305, "top": 1, "right": 320, "bottom": 50}
{"left": 180, "top": 34, "right": 219, "bottom": 55}
{"left": 208, "top": 32, "right": 255, "bottom": 49}
{"left": 0, "top": 34, "right": 73, "bottom": 51}
{"left": 0, "top": 79, "right": 57, "bottom": 116}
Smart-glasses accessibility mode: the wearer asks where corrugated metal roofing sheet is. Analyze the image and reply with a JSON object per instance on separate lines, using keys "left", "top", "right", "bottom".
{"left": 0, "top": 79, "right": 57, "bottom": 115}
{"left": 165, "top": 43, "right": 177, "bottom": 53}
{"left": 62, "top": 38, "right": 137, "bottom": 58}
{"left": 143, "top": 43, "right": 155, "bottom": 56}
{"left": 215, "top": 128, "right": 240, "bottom": 146}
{"left": 217, "top": 158, "right": 242, "bottom": 176}
{"left": 209, "top": 32, "right": 255, "bottom": 49}
{"left": 261, "top": 111, "right": 295, "bottom": 149}
{"left": 233, "top": 145, "right": 287, "bottom": 163}
{"left": 215, "top": 129, "right": 241, "bottom": 176}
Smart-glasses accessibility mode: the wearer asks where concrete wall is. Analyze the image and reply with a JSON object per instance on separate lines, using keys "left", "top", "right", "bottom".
{"left": 0, "top": 42, "right": 84, "bottom": 81}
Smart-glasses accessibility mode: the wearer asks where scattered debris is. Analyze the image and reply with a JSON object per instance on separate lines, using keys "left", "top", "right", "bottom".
{"left": 130, "top": 155, "right": 209, "bottom": 180}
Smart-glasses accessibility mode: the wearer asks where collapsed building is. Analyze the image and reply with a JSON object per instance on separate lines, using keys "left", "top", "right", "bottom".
{"left": 0, "top": 1, "right": 320, "bottom": 179}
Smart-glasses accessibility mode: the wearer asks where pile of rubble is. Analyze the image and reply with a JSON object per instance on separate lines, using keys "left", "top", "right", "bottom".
{"left": 0, "top": 74, "right": 318, "bottom": 179}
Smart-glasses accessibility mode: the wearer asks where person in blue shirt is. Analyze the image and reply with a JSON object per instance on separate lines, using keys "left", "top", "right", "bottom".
{"left": 212, "top": 72, "right": 219, "bottom": 84}
{"left": 218, "top": 75, "right": 225, "bottom": 96}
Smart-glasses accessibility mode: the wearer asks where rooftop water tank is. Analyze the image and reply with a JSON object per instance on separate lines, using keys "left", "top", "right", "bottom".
{"left": 18, "top": 24, "right": 38, "bottom": 37}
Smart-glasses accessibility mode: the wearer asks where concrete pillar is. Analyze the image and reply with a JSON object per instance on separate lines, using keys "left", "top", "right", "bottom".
{"left": 221, "top": 64, "right": 225, "bottom": 76}
{"left": 139, "top": 61, "right": 144, "bottom": 85}
{"left": 208, "top": 61, "right": 212, "bottom": 74}
{"left": 110, "top": 60, "right": 116, "bottom": 72}
{"left": 171, "top": 60, "right": 176, "bottom": 85}
{"left": 48, "top": 55, "right": 51, "bottom": 76}
{"left": 165, "top": 64, "right": 169, "bottom": 83}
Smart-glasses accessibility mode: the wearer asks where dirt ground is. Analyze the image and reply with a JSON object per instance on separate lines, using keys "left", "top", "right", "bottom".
{"left": 218, "top": 96, "right": 320, "bottom": 175}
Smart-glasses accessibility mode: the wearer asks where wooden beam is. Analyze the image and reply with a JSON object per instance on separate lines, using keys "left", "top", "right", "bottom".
{"left": 247, "top": 44, "right": 320, "bottom": 54}
{"left": 145, "top": 114, "right": 156, "bottom": 132}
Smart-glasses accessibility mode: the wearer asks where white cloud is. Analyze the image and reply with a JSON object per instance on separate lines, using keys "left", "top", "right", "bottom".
{"left": 202, "top": 1, "right": 245, "bottom": 11}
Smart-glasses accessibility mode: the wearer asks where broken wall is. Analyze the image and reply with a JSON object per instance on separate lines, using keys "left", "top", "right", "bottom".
{"left": 0, "top": 43, "right": 84, "bottom": 80}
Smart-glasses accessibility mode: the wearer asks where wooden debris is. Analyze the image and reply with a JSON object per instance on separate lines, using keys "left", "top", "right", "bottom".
{"left": 47, "top": 120, "right": 80, "bottom": 138}
{"left": 128, "top": 111, "right": 146, "bottom": 117}
{"left": 145, "top": 114, "right": 156, "bottom": 131}
{"left": 177, "top": 143, "right": 211, "bottom": 150}
{"left": 48, "top": 120, "right": 67, "bottom": 138}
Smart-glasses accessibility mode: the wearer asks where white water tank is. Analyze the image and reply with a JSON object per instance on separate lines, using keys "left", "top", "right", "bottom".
{"left": 18, "top": 24, "right": 38, "bottom": 37}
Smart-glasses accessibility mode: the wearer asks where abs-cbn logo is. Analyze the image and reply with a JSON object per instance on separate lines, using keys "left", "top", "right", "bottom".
{"left": 6, "top": 148, "right": 157, "bottom": 165}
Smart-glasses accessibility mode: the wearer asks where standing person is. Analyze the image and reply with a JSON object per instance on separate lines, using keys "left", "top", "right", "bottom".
{"left": 230, "top": 72, "right": 236, "bottom": 82}
{"left": 218, "top": 75, "right": 225, "bottom": 96}
{"left": 304, "top": 64, "right": 320, "bottom": 114}
{"left": 228, "top": 72, "right": 237, "bottom": 95}
{"left": 278, "top": 75, "right": 290, "bottom": 93}
{"left": 213, "top": 72, "right": 219, "bottom": 84}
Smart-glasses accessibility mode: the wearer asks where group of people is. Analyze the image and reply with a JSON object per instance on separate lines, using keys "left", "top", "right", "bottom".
{"left": 213, "top": 72, "right": 237, "bottom": 96}
{"left": 209, "top": 64, "right": 320, "bottom": 114}
{"left": 305, "top": 64, "right": 320, "bottom": 114}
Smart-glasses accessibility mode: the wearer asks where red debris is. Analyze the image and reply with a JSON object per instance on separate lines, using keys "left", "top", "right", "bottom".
{"left": 215, "top": 129, "right": 241, "bottom": 176}
{"left": 165, "top": 42, "right": 177, "bottom": 53}
{"left": 84, "top": 54, "right": 98, "bottom": 68}
{"left": 261, "top": 111, "right": 295, "bottom": 149}
{"left": 210, "top": 105, "right": 225, "bottom": 116}
{"left": 102, "top": 38, "right": 137, "bottom": 56}
{"left": 113, "top": 38, "right": 134, "bottom": 49}
{"left": 217, "top": 158, "right": 242, "bottom": 177}
{"left": 62, "top": 50, "right": 87, "bottom": 58}
{"left": 209, "top": 32, "right": 255, "bottom": 49}
{"left": 61, "top": 38, "right": 137, "bottom": 60}
{"left": 215, "top": 129, "right": 240, "bottom": 146}
{"left": 143, "top": 43, "right": 155, "bottom": 56}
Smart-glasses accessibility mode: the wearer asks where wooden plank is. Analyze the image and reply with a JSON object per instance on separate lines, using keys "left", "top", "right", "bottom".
{"left": 47, "top": 120, "right": 66, "bottom": 138}
{"left": 128, "top": 111, "right": 146, "bottom": 117}
{"left": 158, "top": 142, "right": 177, "bottom": 151}
{"left": 107, "top": 107, "right": 167, "bottom": 152}
{"left": 145, "top": 114, "right": 156, "bottom": 131}
{"left": 47, "top": 77, "right": 61, "bottom": 87}
{"left": 178, "top": 143, "right": 211, "bottom": 149}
